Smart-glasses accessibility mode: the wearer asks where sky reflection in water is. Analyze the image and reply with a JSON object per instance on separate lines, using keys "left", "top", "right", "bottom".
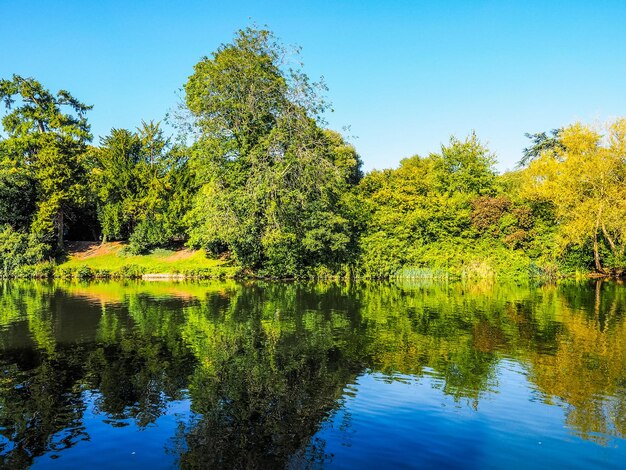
{"left": 0, "top": 280, "right": 624, "bottom": 468}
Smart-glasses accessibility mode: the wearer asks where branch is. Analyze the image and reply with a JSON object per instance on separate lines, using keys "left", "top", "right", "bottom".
{"left": 601, "top": 223, "right": 618, "bottom": 256}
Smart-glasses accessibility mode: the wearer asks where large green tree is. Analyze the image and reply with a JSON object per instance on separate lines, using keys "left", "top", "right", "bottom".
{"left": 184, "top": 27, "right": 362, "bottom": 276}
{"left": 0, "top": 74, "right": 91, "bottom": 252}
{"left": 92, "top": 121, "right": 190, "bottom": 252}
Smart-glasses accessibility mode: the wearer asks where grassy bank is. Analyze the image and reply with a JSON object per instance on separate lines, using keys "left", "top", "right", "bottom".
{"left": 3, "top": 240, "right": 594, "bottom": 281}
{"left": 51, "top": 242, "right": 237, "bottom": 279}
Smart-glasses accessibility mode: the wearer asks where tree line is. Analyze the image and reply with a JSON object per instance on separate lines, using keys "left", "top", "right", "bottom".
{"left": 1, "top": 26, "right": 625, "bottom": 278}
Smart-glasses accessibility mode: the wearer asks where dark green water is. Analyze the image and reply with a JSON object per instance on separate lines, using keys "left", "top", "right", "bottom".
{"left": 0, "top": 280, "right": 625, "bottom": 469}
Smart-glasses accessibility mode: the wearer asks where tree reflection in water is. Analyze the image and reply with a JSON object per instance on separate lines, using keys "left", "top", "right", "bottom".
{"left": 0, "top": 280, "right": 624, "bottom": 467}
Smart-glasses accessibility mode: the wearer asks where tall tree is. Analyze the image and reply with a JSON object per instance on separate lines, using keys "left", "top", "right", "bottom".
{"left": 184, "top": 27, "right": 361, "bottom": 276}
{"left": 519, "top": 128, "right": 563, "bottom": 167}
{"left": 92, "top": 121, "right": 190, "bottom": 252}
{"left": 522, "top": 120, "right": 626, "bottom": 274}
{"left": 0, "top": 75, "right": 91, "bottom": 251}
{"left": 432, "top": 133, "right": 497, "bottom": 195}
{"left": 91, "top": 128, "right": 143, "bottom": 242}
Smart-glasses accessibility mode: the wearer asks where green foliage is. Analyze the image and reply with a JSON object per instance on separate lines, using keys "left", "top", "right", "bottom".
{"left": 91, "top": 128, "right": 142, "bottom": 240}
{"left": 0, "top": 30, "right": 624, "bottom": 280}
{"left": 76, "top": 265, "right": 94, "bottom": 280}
{"left": 0, "top": 225, "right": 50, "bottom": 277}
{"left": 520, "top": 128, "right": 563, "bottom": 167}
{"left": 356, "top": 135, "right": 511, "bottom": 278}
{"left": 522, "top": 120, "right": 626, "bottom": 275}
{"left": 432, "top": 133, "right": 497, "bottom": 195}
{"left": 0, "top": 226, "right": 30, "bottom": 276}
{"left": 184, "top": 27, "right": 362, "bottom": 277}
{"left": 128, "top": 216, "right": 170, "bottom": 254}
{"left": 92, "top": 122, "right": 190, "bottom": 253}
{"left": 0, "top": 75, "right": 92, "bottom": 253}
{"left": 354, "top": 131, "right": 568, "bottom": 280}
{"left": 119, "top": 264, "right": 146, "bottom": 278}
{"left": 0, "top": 159, "right": 36, "bottom": 230}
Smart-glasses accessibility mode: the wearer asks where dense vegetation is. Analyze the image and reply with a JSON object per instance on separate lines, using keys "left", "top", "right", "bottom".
{"left": 1, "top": 26, "right": 626, "bottom": 279}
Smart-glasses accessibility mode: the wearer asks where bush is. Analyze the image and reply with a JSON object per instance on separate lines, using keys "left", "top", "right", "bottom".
{"left": 0, "top": 226, "right": 29, "bottom": 277}
{"left": 55, "top": 266, "right": 74, "bottom": 279}
{"left": 128, "top": 217, "right": 171, "bottom": 254}
{"left": 118, "top": 264, "right": 146, "bottom": 278}
{"left": 32, "top": 262, "right": 55, "bottom": 279}
{"left": 76, "top": 265, "right": 94, "bottom": 280}
{"left": 93, "top": 268, "right": 111, "bottom": 279}
{"left": 0, "top": 226, "right": 51, "bottom": 277}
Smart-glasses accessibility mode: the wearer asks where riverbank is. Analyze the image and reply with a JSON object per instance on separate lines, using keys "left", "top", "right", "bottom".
{"left": 1, "top": 241, "right": 603, "bottom": 281}
{"left": 22, "top": 242, "right": 238, "bottom": 280}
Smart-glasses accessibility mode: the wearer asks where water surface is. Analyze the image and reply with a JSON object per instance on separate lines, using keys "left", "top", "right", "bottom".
{"left": 0, "top": 280, "right": 625, "bottom": 468}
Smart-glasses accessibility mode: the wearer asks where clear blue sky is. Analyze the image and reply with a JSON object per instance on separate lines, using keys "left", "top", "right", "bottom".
{"left": 2, "top": 0, "right": 626, "bottom": 172}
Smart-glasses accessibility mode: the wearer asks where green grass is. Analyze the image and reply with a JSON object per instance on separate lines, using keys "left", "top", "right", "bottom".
{"left": 56, "top": 243, "right": 238, "bottom": 279}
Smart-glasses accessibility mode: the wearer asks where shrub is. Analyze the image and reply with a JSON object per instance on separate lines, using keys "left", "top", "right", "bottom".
{"left": 128, "top": 217, "right": 171, "bottom": 254}
{"left": 55, "top": 266, "right": 74, "bottom": 279}
{"left": 118, "top": 264, "right": 146, "bottom": 278}
{"left": 76, "top": 265, "right": 94, "bottom": 280}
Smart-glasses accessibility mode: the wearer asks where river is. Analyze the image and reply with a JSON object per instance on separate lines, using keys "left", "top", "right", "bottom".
{"left": 0, "top": 280, "right": 624, "bottom": 468}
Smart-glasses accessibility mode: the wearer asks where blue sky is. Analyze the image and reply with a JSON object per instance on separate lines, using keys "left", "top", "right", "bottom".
{"left": 1, "top": 0, "right": 626, "bottom": 172}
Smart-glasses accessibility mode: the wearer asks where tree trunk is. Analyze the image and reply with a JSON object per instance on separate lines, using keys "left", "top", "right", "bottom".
{"left": 593, "top": 227, "right": 606, "bottom": 274}
{"left": 601, "top": 223, "right": 618, "bottom": 257}
{"left": 57, "top": 211, "right": 64, "bottom": 251}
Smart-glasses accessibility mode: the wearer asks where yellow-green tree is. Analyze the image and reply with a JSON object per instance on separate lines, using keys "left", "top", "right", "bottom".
{"left": 522, "top": 119, "right": 626, "bottom": 274}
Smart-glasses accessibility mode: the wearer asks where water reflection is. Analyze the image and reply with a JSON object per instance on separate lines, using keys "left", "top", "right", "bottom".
{"left": 0, "top": 280, "right": 624, "bottom": 467}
